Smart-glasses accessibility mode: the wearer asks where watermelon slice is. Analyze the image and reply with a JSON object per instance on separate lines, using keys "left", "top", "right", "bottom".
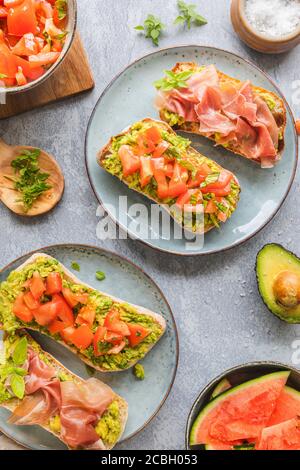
{"left": 268, "top": 386, "right": 300, "bottom": 426}
{"left": 190, "top": 371, "right": 290, "bottom": 445}
{"left": 257, "top": 417, "right": 300, "bottom": 450}
{"left": 210, "top": 378, "right": 231, "bottom": 400}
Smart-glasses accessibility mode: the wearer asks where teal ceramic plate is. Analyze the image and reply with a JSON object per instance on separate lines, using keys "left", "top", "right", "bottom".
{"left": 0, "top": 245, "right": 178, "bottom": 450}
{"left": 85, "top": 46, "right": 298, "bottom": 256}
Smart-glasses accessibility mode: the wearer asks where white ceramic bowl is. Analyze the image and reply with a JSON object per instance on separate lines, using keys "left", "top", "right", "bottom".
{"left": 1, "top": 0, "right": 77, "bottom": 95}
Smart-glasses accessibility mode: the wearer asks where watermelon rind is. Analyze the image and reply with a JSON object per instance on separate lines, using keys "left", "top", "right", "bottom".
{"left": 189, "top": 371, "right": 290, "bottom": 446}
{"left": 210, "top": 378, "right": 231, "bottom": 400}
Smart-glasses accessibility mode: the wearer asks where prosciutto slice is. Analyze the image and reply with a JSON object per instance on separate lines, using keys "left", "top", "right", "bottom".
{"left": 8, "top": 348, "right": 61, "bottom": 426}
{"left": 158, "top": 65, "right": 280, "bottom": 165}
{"left": 60, "top": 378, "right": 114, "bottom": 448}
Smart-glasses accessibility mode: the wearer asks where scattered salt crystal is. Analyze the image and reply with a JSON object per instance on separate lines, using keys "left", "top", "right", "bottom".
{"left": 245, "top": 0, "right": 300, "bottom": 38}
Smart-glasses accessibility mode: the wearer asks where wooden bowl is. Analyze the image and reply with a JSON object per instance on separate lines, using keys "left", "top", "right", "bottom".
{"left": 231, "top": 0, "right": 300, "bottom": 54}
{"left": 1, "top": 0, "right": 77, "bottom": 95}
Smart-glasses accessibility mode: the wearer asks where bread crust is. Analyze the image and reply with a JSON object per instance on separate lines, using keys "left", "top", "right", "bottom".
{"left": 2, "top": 252, "right": 166, "bottom": 373}
{"left": 97, "top": 118, "right": 241, "bottom": 235}
{"left": 159, "top": 62, "right": 287, "bottom": 164}
{"left": 0, "top": 331, "right": 128, "bottom": 450}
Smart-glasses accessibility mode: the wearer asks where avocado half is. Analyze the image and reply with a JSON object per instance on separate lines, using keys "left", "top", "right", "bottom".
{"left": 256, "top": 244, "right": 300, "bottom": 323}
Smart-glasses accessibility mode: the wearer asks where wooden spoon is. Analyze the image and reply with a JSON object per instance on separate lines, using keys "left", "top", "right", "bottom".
{"left": 0, "top": 139, "right": 64, "bottom": 216}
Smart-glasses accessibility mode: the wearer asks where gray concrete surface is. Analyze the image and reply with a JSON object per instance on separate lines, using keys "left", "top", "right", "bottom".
{"left": 0, "top": 0, "right": 299, "bottom": 450}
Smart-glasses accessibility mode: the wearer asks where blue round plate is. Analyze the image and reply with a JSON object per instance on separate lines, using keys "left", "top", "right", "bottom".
{"left": 0, "top": 245, "right": 178, "bottom": 450}
{"left": 85, "top": 45, "right": 298, "bottom": 256}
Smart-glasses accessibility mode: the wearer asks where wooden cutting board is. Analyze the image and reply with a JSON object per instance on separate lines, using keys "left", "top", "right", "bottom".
{"left": 0, "top": 33, "right": 94, "bottom": 119}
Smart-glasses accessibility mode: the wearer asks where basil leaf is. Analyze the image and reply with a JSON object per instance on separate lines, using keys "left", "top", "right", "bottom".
{"left": 12, "top": 337, "right": 28, "bottom": 366}
{"left": 10, "top": 374, "right": 25, "bottom": 400}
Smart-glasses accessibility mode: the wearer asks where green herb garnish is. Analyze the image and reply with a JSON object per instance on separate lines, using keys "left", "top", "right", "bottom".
{"left": 96, "top": 271, "right": 106, "bottom": 281}
{"left": 200, "top": 172, "right": 220, "bottom": 188}
{"left": 10, "top": 149, "right": 52, "bottom": 212}
{"left": 154, "top": 69, "right": 193, "bottom": 91}
{"left": 55, "top": 0, "right": 67, "bottom": 20}
{"left": 12, "top": 337, "right": 28, "bottom": 366}
{"left": 71, "top": 262, "right": 80, "bottom": 272}
{"left": 10, "top": 373, "right": 25, "bottom": 400}
{"left": 135, "top": 14, "right": 165, "bottom": 46}
{"left": 174, "top": 1, "right": 207, "bottom": 29}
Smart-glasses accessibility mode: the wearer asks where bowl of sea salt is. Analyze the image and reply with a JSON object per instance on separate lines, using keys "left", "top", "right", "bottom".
{"left": 231, "top": 0, "right": 300, "bottom": 53}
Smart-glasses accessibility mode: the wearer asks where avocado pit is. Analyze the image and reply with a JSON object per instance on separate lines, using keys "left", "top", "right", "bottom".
{"left": 273, "top": 271, "right": 300, "bottom": 308}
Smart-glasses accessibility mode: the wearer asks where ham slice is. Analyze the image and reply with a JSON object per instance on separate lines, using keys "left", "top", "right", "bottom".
{"left": 158, "top": 65, "right": 280, "bottom": 165}
{"left": 8, "top": 348, "right": 61, "bottom": 426}
{"left": 60, "top": 378, "right": 114, "bottom": 449}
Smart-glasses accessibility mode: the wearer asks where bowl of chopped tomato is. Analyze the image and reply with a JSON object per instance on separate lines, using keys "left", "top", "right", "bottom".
{"left": 0, "top": 0, "right": 77, "bottom": 93}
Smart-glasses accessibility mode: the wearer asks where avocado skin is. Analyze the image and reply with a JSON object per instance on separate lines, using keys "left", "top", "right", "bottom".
{"left": 256, "top": 244, "right": 300, "bottom": 324}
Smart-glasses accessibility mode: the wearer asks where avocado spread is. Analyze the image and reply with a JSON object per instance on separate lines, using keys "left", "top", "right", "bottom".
{"left": 256, "top": 244, "right": 300, "bottom": 323}
{"left": 133, "top": 363, "right": 145, "bottom": 380}
{"left": 102, "top": 121, "right": 240, "bottom": 232}
{"left": 0, "top": 257, "right": 164, "bottom": 371}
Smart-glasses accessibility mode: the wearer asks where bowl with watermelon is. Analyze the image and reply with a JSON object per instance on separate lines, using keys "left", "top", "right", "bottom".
{"left": 186, "top": 362, "right": 300, "bottom": 451}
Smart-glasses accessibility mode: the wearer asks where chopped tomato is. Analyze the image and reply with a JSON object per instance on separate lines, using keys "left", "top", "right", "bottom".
{"left": 76, "top": 305, "right": 96, "bottom": 327}
{"left": 93, "top": 325, "right": 124, "bottom": 356}
{"left": 13, "top": 293, "right": 34, "bottom": 322}
{"left": 144, "top": 126, "right": 162, "bottom": 145}
{"left": 46, "top": 272, "right": 62, "bottom": 295}
{"left": 205, "top": 199, "right": 217, "bottom": 214}
{"left": 29, "top": 272, "right": 46, "bottom": 300}
{"left": 107, "top": 341, "right": 126, "bottom": 354}
{"left": 202, "top": 182, "right": 232, "bottom": 197}
{"left": 104, "top": 309, "right": 130, "bottom": 336}
{"left": 137, "top": 133, "right": 156, "bottom": 154}
{"left": 154, "top": 169, "right": 169, "bottom": 199}
{"left": 187, "top": 163, "right": 212, "bottom": 188}
{"left": 60, "top": 325, "right": 76, "bottom": 343}
{"left": 168, "top": 162, "right": 187, "bottom": 198}
{"left": 296, "top": 120, "right": 300, "bottom": 136}
{"left": 127, "top": 323, "right": 150, "bottom": 347}
{"left": 70, "top": 325, "right": 94, "bottom": 350}
{"left": 48, "top": 319, "right": 66, "bottom": 334}
{"left": 33, "top": 300, "right": 58, "bottom": 326}
{"left": 151, "top": 157, "right": 165, "bottom": 171}
{"left": 0, "top": 6, "right": 8, "bottom": 17}
{"left": 203, "top": 170, "right": 233, "bottom": 191}
{"left": 218, "top": 211, "right": 228, "bottom": 222}
{"left": 7, "top": 0, "right": 37, "bottom": 36}
{"left": 118, "top": 145, "right": 140, "bottom": 177}
{"left": 14, "top": 56, "right": 44, "bottom": 80}
{"left": 23, "top": 291, "right": 40, "bottom": 310}
{"left": 176, "top": 189, "right": 203, "bottom": 209}
{"left": 164, "top": 162, "right": 174, "bottom": 178}
{"left": 140, "top": 156, "right": 153, "bottom": 188}
{"left": 0, "top": 50, "right": 17, "bottom": 79}
{"left": 52, "top": 294, "right": 74, "bottom": 326}
{"left": 152, "top": 141, "right": 169, "bottom": 158}
{"left": 11, "top": 33, "right": 39, "bottom": 56}
{"left": 62, "top": 287, "right": 88, "bottom": 308}
{"left": 28, "top": 51, "right": 60, "bottom": 67}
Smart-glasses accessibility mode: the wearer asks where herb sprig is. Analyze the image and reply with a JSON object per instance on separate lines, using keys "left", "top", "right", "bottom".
{"left": 9, "top": 149, "right": 52, "bottom": 212}
{"left": 154, "top": 70, "right": 193, "bottom": 91}
{"left": 135, "top": 14, "right": 165, "bottom": 46}
{"left": 174, "top": 1, "right": 207, "bottom": 29}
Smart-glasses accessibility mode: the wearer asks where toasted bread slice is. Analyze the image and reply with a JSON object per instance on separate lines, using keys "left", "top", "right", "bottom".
{"left": 0, "top": 253, "right": 166, "bottom": 372}
{"left": 0, "top": 331, "right": 128, "bottom": 450}
{"left": 158, "top": 62, "right": 286, "bottom": 165}
{"left": 98, "top": 118, "right": 241, "bottom": 234}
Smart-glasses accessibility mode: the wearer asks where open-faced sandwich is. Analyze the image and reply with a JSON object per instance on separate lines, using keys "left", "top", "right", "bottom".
{"left": 155, "top": 63, "right": 286, "bottom": 168}
{"left": 0, "top": 254, "right": 166, "bottom": 372}
{"left": 98, "top": 118, "right": 241, "bottom": 233}
{"left": 0, "top": 331, "right": 128, "bottom": 450}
